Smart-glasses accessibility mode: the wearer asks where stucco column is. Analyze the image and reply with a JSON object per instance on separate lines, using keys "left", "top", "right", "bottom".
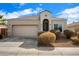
{"left": 40, "top": 19, "right": 43, "bottom": 31}
{"left": 8, "top": 25, "right": 12, "bottom": 36}
{"left": 49, "top": 20, "right": 51, "bottom": 31}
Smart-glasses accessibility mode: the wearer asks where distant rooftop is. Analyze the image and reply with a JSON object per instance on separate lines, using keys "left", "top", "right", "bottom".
{"left": 67, "top": 21, "right": 79, "bottom": 27}
{"left": 0, "top": 25, "right": 7, "bottom": 28}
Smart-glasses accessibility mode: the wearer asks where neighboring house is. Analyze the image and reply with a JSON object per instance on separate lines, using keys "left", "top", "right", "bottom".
{"left": 0, "top": 25, "right": 7, "bottom": 38}
{"left": 67, "top": 22, "right": 79, "bottom": 32}
{"left": 7, "top": 10, "right": 67, "bottom": 38}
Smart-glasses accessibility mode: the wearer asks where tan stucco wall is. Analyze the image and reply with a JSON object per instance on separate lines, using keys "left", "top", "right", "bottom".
{"left": 8, "top": 20, "right": 39, "bottom": 25}
{"left": 51, "top": 20, "right": 67, "bottom": 31}
{"left": 8, "top": 19, "right": 67, "bottom": 36}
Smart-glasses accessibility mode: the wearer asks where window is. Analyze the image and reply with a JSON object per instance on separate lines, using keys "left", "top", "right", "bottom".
{"left": 54, "top": 24, "right": 62, "bottom": 32}
{"left": 54, "top": 24, "right": 58, "bottom": 30}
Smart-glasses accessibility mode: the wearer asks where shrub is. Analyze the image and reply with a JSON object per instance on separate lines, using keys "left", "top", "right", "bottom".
{"left": 64, "top": 30, "right": 76, "bottom": 39}
{"left": 71, "top": 36, "right": 79, "bottom": 44}
{"left": 50, "top": 29, "right": 56, "bottom": 34}
{"left": 50, "top": 29, "right": 66, "bottom": 40}
{"left": 38, "top": 31, "right": 56, "bottom": 46}
{"left": 77, "top": 32, "right": 79, "bottom": 38}
{"left": 55, "top": 31, "right": 62, "bottom": 39}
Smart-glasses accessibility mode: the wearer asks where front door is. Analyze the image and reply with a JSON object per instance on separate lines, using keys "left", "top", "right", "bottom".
{"left": 43, "top": 19, "right": 49, "bottom": 31}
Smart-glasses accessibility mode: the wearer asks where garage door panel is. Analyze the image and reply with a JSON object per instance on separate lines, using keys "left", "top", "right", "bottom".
{"left": 13, "top": 25, "right": 38, "bottom": 38}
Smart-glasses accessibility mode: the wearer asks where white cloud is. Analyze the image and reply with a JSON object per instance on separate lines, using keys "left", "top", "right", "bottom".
{"left": 19, "top": 3, "right": 26, "bottom": 6}
{"left": 19, "top": 8, "right": 33, "bottom": 15}
{"left": 57, "top": 6, "right": 79, "bottom": 24}
{"left": 5, "top": 12, "right": 20, "bottom": 19}
{"left": 12, "top": 3, "right": 26, "bottom": 9}
{"left": 0, "top": 7, "right": 43, "bottom": 19}
{"left": 39, "top": 4, "right": 43, "bottom": 6}
{"left": 0, "top": 10, "right": 6, "bottom": 16}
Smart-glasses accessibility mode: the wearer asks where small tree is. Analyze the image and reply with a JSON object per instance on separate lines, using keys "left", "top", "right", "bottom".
{"left": 0, "top": 15, "right": 7, "bottom": 25}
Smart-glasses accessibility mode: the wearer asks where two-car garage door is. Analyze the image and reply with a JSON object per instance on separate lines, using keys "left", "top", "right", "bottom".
{"left": 12, "top": 25, "right": 38, "bottom": 38}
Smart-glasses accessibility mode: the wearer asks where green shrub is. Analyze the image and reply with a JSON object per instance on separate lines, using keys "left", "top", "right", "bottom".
{"left": 64, "top": 30, "right": 76, "bottom": 39}
{"left": 38, "top": 31, "right": 56, "bottom": 46}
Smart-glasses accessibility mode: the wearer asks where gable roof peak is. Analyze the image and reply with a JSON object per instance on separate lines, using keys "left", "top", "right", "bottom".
{"left": 40, "top": 10, "right": 52, "bottom": 14}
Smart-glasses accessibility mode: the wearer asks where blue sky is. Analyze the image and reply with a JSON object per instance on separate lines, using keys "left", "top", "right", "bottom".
{"left": 0, "top": 3, "right": 79, "bottom": 24}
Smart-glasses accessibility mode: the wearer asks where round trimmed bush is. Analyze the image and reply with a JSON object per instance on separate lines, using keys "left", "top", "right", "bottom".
{"left": 64, "top": 30, "right": 76, "bottom": 39}
{"left": 38, "top": 31, "right": 44, "bottom": 36}
{"left": 71, "top": 36, "right": 79, "bottom": 44}
{"left": 38, "top": 31, "right": 56, "bottom": 46}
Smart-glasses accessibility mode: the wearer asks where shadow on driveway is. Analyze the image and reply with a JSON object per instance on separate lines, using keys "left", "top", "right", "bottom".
{"left": 0, "top": 37, "right": 55, "bottom": 51}
{"left": 19, "top": 41, "right": 55, "bottom": 51}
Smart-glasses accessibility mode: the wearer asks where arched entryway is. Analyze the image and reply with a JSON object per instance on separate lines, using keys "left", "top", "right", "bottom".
{"left": 43, "top": 19, "right": 49, "bottom": 31}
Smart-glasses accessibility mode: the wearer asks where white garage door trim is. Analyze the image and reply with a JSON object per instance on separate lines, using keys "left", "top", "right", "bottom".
{"left": 12, "top": 25, "right": 38, "bottom": 38}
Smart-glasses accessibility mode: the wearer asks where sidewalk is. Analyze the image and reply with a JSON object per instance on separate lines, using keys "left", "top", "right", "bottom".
{"left": 0, "top": 47, "right": 79, "bottom": 56}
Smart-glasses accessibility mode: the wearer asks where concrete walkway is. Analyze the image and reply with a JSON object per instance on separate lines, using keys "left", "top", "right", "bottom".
{"left": 0, "top": 37, "right": 79, "bottom": 56}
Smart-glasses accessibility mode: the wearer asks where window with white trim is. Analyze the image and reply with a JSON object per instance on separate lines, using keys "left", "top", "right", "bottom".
{"left": 53, "top": 24, "right": 62, "bottom": 32}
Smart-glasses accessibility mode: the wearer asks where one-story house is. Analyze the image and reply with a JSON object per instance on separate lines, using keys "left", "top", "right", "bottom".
{"left": 7, "top": 10, "right": 67, "bottom": 38}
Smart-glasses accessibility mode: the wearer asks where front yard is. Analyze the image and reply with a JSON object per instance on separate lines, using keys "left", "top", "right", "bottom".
{"left": 0, "top": 37, "right": 78, "bottom": 47}
{"left": 0, "top": 37, "right": 79, "bottom": 55}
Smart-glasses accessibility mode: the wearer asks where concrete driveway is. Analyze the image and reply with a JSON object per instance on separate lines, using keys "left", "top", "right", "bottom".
{"left": 0, "top": 37, "right": 79, "bottom": 56}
